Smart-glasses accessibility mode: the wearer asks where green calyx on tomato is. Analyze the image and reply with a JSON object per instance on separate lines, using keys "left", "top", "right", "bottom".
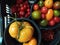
{"left": 32, "top": 10, "right": 41, "bottom": 20}
{"left": 38, "top": 0, "right": 44, "bottom": 7}
{"left": 54, "top": 10, "right": 60, "bottom": 17}
{"left": 40, "top": 20, "right": 48, "bottom": 26}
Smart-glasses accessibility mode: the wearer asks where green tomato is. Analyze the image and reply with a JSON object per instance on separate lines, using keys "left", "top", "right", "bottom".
{"left": 32, "top": 10, "right": 41, "bottom": 20}
{"left": 38, "top": 0, "right": 44, "bottom": 7}
{"left": 40, "top": 20, "right": 48, "bottom": 26}
{"left": 54, "top": 10, "right": 60, "bottom": 17}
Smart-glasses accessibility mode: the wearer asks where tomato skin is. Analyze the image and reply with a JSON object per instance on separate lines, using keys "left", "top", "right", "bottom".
{"left": 44, "top": 0, "right": 53, "bottom": 8}
{"left": 33, "top": 4, "right": 39, "bottom": 10}
{"left": 46, "top": 9, "right": 53, "bottom": 21}
{"left": 41, "top": 7, "right": 48, "bottom": 14}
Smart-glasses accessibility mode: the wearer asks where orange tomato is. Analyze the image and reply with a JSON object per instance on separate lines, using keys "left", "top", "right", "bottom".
{"left": 23, "top": 38, "right": 37, "bottom": 45}
{"left": 44, "top": 0, "right": 53, "bottom": 8}
{"left": 46, "top": 9, "right": 53, "bottom": 21}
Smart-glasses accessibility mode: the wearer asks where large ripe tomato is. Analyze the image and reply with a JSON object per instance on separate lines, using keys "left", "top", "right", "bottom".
{"left": 33, "top": 4, "right": 39, "bottom": 10}
{"left": 46, "top": 9, "right": 53, "bottom": 21}
{"left": 9, "top": 21, "right": 21, "bottom": 38}
{"left": 23, "top": 38, "right": 37, "bottom": 45}
{"left": 9, "top": 21, "right": 34, "bottom": 43}
{"left": 18, "top": 22, "right": 34, "bottom": 43}
{"left": 44, "top": 0, "right": 53, "bottom": 8}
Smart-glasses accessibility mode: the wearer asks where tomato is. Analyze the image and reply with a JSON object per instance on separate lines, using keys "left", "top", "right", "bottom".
{"left": 18, "top": 22, "right": 34, "bottom": 43}
{"left": 54, "top": 17, "right": 60, "bottom": 23}
{"left": 44, "top": 0, "right": 53, "bottom": 8}
{"left": 33, "top": 4, "right": 39, "bottom": 10}
{"left": 38, "top": 0, "right": 44, "bottom": 7}
{"left": 9, "top": 21, "right": 34, "bottom": 43}
{"left": 23, "top": 38, "right": 37, "bottom": 45}
{"left": 41, "top": 14, "right": 46, "bottom": 19}
{"left": 53, "top": 1, "right": 60, "bottom": 9}
{"left": 49, "top": 19, "right": 55, "bottom": 26}
{"left": 32, "top": 10, "right": 41, "bottom": 20}
{"left": 54, "top": 10, "right": 60, "bottom": 17}
{"left": 40, "top": 20, "right": 48, "bottom": 26}
{"left": 41, "top": 7, "right": 48, "bottom": 14}
{"left": 9, "top": 21, "right": 21, "bottom": 38}
{"left": 23, "top": 4, "right": 27, "bottom": 10}
{"left": 27, "top": 8, "right": 30, "bottom": 12}
{"left": 46, "top": 9, "right": 53, "bottom": 21}
{"left": 20, "top": 6, "right": 25, "bottom": 11}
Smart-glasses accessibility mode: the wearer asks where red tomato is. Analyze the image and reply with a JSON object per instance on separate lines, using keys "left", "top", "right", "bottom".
{"left": 54, "top": 17, "right": 60, "bottom": 23}
{"left": 41, "top": 14, "right": 46, "bottom": 19}
{"left": 23, "top": 4, "right": 27, "bottom": 10}
{"left": 19, "top": 11, "right": 25, "bottom": 16}
{"left": 41, "top": 7, "right": 48, "bottom": 14}
{"left": 27, "top": 8, "right": 30, "bottom": 12}
{"left": 33, "top": 4, "right": 39, "bottom": 10}
{"left": 20, "top": 6, "right": 25, "bottom": 11}
{"left": 49, "top": 19, "right": 55, "bottom": 26}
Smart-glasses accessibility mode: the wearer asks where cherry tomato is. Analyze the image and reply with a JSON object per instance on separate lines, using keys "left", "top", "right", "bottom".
{"left": 20, "top": 6, "right": 25, "bottom": 11}
{"left": 27, "top": 8, "right": 30, "bottom": 12}
{"left": 41, "top": 7, "right": 48, "bottom": 14}
{"left": 53, "top": 1, "right": 60, "bottom": 9}
{"left": 49, "top": 19, "right": 55, "bottom": 26}
{"left": 44, "top": 0, "right": 53, "bottom": 8}
{"left": 41, "top": 14, "right": 46, "bottom": 19}
{"left": 19, "top": 11, "right": 25, "bottom": 16}
{"left": 33, "top": 4, "right": 39, "bottom": 10}
{"left": 23, "top": 4, "right": 27, "bottom": 10}
{"left": 46, "top": 9, "right": 53, "bottom": 21}
{"left": 54, "top": 17, "right": 60, "bottom": 23}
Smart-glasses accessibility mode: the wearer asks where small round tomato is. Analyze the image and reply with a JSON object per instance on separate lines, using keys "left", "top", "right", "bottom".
{"left": 41, "top": 14, "right": 46, "bottom": 19}
{"left": 46, "top": 9, "right": 53, "bottom": 21}
{"left": 40, "top": 20, "right": 48, "bottom": 26}
{"left": 41, "top": 7, "right": 48, "bottom": 14}
{"left": 44, "top": 0, "right": 53, "bottom": 8}
{"left": 33, "top": 4, "right": 39, "bottom": 10}
{"left": 20, "top": 6, "right": 25, "bottom": 11}
{"left": 49, "top": 19, "right": 55, "bottom": 26}
{"left": 54, "top": 10, "right": 60, "bottom": 17}
{"left": 54, "top": 17, "right": 60, "bottom": 23}
{"left": 19, "top": 11, "right": 25, "bottom": 16}
{"left": 38, "top": 0, "right": 44, "bottom": 7}
{"left": 53, "top": 1, "right": 60, "bottom": 9}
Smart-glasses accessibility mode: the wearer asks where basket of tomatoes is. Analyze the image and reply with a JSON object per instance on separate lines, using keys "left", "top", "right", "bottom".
{"left": 31, "top": 0, "right": 60, "bottom": 29}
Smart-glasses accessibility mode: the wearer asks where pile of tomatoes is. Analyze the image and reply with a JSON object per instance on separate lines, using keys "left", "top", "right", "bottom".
{"left": 11, "top": 0, "right": 30, "bottom": 18}
{"left": 32, "top": 0, "right": 60, "bottom": 26}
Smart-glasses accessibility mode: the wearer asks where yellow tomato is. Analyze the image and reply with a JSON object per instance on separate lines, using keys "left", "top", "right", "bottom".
{"left": 18, "top": 26, "right": 34, "bottom": 43}
{"left": 23, "top": 38, "right": 37, "bottom": 45}
{"left": 46, "top": 9, "right": 53, "bottom": 21}
{"left": 9, "top": 21, "right": 21, "bottom": 38}
{"left": 45, "top": 0, "right": 53, "bottom": 8}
